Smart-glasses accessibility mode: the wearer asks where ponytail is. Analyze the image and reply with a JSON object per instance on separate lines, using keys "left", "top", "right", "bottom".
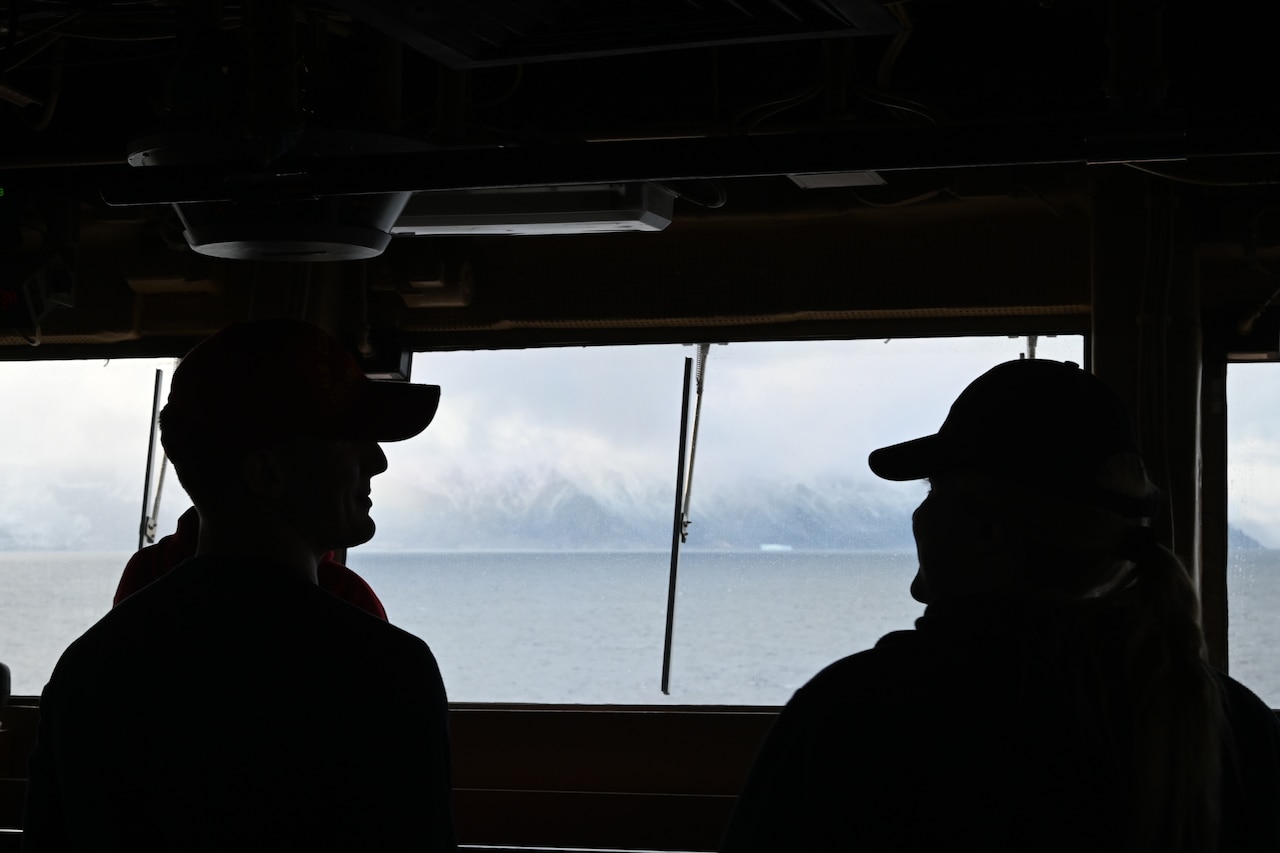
{"left": 1114, "top": 542, "right": 1223, "bottom": 853}
{"left": 972, "top": 471, "right": 1224, "bottom": 853}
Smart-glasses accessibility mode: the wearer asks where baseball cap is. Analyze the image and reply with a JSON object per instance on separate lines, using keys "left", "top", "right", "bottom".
{"left": 868, "top": 359, "right": 1159, "bottom": 519}
{"left": 160, "top": 319, "right": 440, "bottom": 464}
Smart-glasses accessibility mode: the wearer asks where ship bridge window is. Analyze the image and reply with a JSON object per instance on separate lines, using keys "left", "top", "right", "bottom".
{"left": 1227, "top": 363, "right": 1280, "bottom": 708}
{"left": 1, "top": 337, "right": 1092, "bottom": 705}
{"left": 348, "top": 334, "right": 1085, "bottom": 705}
{"left": 0, "top": 358, "right": 193, "bottom": 697}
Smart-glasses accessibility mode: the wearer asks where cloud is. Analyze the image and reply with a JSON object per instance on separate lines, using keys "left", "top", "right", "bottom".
{"left": 1227, "top": 364, "right": 1280, "bottom": 548}
{"left": 371, "top": 336, "right": 1078, "bottom": 548}
{"left": 1, "top": 335, "right": 1104, "bottom": 552}
{"left": 0, "top": 358, "right": 193, "bottom": 549}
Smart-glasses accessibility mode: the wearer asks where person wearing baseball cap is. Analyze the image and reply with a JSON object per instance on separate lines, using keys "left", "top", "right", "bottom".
{"left": 722, "top": 359, "right": 1280, "bottom": 853}
{"left": 24, "top": 319, "right": 456, "bottom": 852}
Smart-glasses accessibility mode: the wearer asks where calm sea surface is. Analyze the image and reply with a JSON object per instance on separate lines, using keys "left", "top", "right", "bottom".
{"left": 3, "top": 549, "right": 1278, "bottom": 707}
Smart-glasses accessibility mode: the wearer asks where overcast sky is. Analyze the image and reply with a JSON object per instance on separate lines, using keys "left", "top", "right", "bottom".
{"left": 1226, "top": 363, "right": 1280, "bottom": 547}
{"left": 4, "top": 332, "right": 1277, "bottom": 548}
{"left": 0, "top": 335, "right": 1074, "bottom": 549}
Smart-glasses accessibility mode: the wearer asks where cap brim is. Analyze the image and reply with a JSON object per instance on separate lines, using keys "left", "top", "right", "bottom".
{"left": 867, "top": 434, "right": 943, "bottom": 481}
{"left": 345, "top": 381, "right": 442, "bottom": 442}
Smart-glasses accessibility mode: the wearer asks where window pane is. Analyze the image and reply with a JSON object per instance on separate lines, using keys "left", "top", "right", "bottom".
{"left": 3, "top": 337, "right": 1086, "bottom": 705}
{"left": 661, "top": 335, "right": 1084, "bottom": 704}
{"left": 0, "top": 359, "right": 191, "bottom": 696}
{"left": 1227, "top": 363, "right": 1280, "bottom": 707}
{"left": 350, "top": 335, "right": 1085, "bottom": 705}
{"left": 348, "top": 345, "right": 689, "bottom": 703}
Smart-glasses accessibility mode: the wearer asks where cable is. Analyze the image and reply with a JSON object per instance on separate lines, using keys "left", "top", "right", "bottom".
{"left": 865, "top": 0, "right": 940, "bottom": 124}
{"left": 847, "top": 0, "right": 937, "bottom": 124}
{"left": 1237, "top": 281, "right": 1280, "bottom": 338}
{"left": 1125, "top": 162, "right": 1280, "bottom": 188}
{"left": 1015, "top": 183, "right": 1066, "bottom": 220}
{"left": 55, "top": 29, "right": 175, "bottom": 42}
{"left": 877, "top": 1, "right": 912, "bottom": 89}
{"left": 733, "top": 75, "right": 825, "bottom": 135}
{"left": 1236, "top": 209, "right": 1280, "bottom": 335}
{"left": 12, "top": 325, "right": 41, "bottom": 346}
{"left": 852, "top": 86, "right": 938, "bottom": 124}
{"left": 22, "top": 84, "right": 58, "bottom": 130}
{"left": 849, "top": 188, "right": 944, "bottom": 208}
{"left": 661, "top": 180, "right": 727, "bottom": 210}
{"left": 18, "top": 51, "right": 61, "bottom": 131}
{"left": 3, "top": 31, "right": 60, "bottom": 72}
{"left": 9, "top": 9, "right": 78, "bottom": 47}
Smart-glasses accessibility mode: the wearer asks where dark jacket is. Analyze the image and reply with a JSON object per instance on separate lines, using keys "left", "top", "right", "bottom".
{"left": 722, "top": 597, "right": 1280, "bottom": 852}
{"left": 23, "top": 555, "right": 455, "bottom": 852}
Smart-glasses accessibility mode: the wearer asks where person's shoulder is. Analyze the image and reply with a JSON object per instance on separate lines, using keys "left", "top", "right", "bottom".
{"left": 312, "top": 589, "right": 443, "bottom": 670}
{"left": 1217, "top": 671, "right": 1280, "bottom": 734}
{"left": 42, "top": 597, "right": 154, "bottom": 695}
{"left": 347, "top": 606, "right": 438, "bottom": 663}
{"left": 819, "top": 628, "right": 930, "bottom": 679}
{"left": 322, "top": 607, "right": 449, "bottom": 707}
{"left": 60, "top": 564, "right": 189, "bottom": 653}
{"left": 1215, "top": 670, "right": 1280, "bottom": 849}
{"left": 791, "top": 629, "right": 933, "bottom": 708}
{"left": 312, "top": 583, "right": 410, "bottom": 638}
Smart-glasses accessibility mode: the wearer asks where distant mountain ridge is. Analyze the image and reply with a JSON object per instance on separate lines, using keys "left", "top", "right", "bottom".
{"left": 0, "top": 468, "right": 1272, "bottom": 554}
{"left": 1229, "top": 526, "right": 1266, "bottom": 551}
{"left": 364, "top": 468, "right": 921, "bottom": 552}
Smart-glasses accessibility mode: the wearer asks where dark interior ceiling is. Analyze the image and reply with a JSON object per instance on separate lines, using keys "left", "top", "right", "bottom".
{"left": 1, "top": 0, "right": 1277, "bottom": 360}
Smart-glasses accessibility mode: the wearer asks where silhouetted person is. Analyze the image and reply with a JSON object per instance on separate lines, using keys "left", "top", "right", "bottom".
{"left": 23, "top": 319, "right": 454, "bottom": 852}
{"left": 721, "top": 359, "right": 1280, "bottom": 853}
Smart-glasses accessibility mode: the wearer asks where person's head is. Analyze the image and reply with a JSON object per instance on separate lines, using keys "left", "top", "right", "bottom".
{"left": 868, "top": 359, "right": 1159, "bottom": 604}
{"left": 160, "top": 319, "right": 440, "bottom": 553}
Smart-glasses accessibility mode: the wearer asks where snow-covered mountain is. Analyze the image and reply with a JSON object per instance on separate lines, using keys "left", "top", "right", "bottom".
{"left": 0, "top": 464, "right": 1270, "bottom": 555}
{"left": 371, "top": 467, "right": 919, "bottom": 551}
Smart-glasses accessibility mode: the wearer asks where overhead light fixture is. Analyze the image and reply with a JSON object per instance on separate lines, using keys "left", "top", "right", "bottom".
{"left": 390, "top": 183, "right": 676, "bottom": 236}
{"left": 128, "top": 130, "right": 430, "bottom": 261}
{"left": 788, "top": 171, "right": 886, "bottom": 189}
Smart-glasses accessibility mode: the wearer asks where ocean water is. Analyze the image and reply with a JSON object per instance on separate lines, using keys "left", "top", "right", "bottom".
{"left": 1228, "top": 549, "right": 1280, "bottom": 707}
{"left": 349, "top": 550, "right": 924, "bottom": 706}
{"left": 1, "top": 551, "right": 123, "bottom": 698}
{"left": 3, "top": 550, "right": 1278, "bottom": 708}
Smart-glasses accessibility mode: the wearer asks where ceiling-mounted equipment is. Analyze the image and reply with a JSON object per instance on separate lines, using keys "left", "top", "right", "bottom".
{"left": 390, "top": 184, "right": 676, "bottom": 236}
{"left": 127, "top": 131, "right": 431, "bottom": 261}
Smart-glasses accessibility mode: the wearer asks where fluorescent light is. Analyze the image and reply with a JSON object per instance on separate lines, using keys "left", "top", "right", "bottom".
{"left": 390, "top": 183, "right": 675, "bottom": 236}
{"left": 788, "top": 171, "right": 886, "bottom": 189}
